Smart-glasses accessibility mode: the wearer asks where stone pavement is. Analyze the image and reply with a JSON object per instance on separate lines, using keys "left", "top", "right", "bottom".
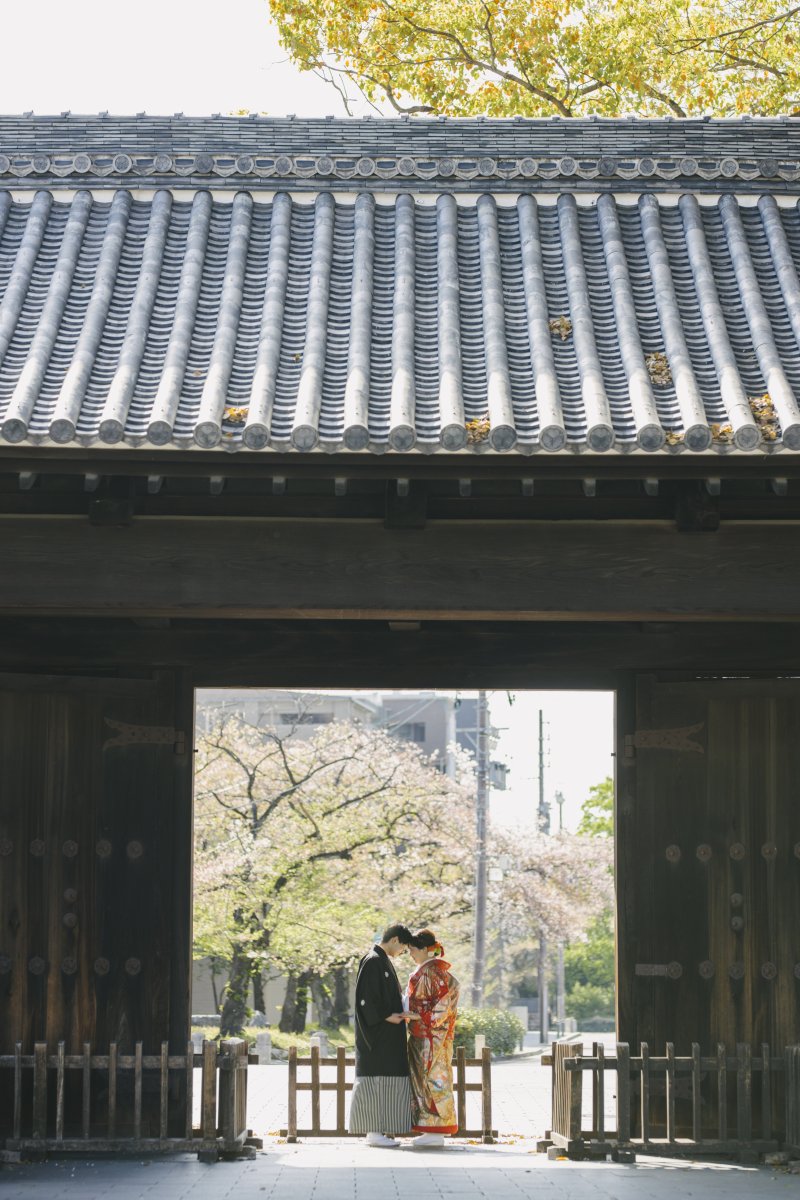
{"left": 1, "top": 1055, "right": 797, "bottom": 1199}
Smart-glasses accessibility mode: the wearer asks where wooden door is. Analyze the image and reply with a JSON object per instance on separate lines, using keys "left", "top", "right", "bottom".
{"left": 617, "top": 675, "right": 800, "bottom": 1055}
{"left": 0, "top": 670, "right": 193, "bottom": 1058}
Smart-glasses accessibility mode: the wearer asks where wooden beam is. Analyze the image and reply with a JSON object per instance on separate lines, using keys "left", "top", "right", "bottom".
{"left": 0, "top": 516, "right": 799, "bottom": 621}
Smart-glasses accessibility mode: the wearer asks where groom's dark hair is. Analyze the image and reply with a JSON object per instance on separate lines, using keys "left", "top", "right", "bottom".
{"left": 381, "top": 923, "right": 413, "bottom": 944}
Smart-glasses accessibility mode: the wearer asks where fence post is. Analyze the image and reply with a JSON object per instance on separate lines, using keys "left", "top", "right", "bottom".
{"left": 310, "top": 1043, "right": 321, "bottom": 1134}
{"left": 33, "top": 1043, "right": 47, "bottom": 1141}
{"left": 218, "top": 1037, "right": 248, "bottom": 1151}
{"left": 201, "top": 1040, "right": 218, "bottom": 1141}
{"left": 336, "top": 1045, "right": 347, "bottom": 1135}
{"left": 616, "top": 1043, "right": 631, "bottom": 1146}
{"left": 287, "top": 1045, "right": 298, "bottom": 1143}
{"left": 481, "top": 1047, "right": 494, "bottom": 1144}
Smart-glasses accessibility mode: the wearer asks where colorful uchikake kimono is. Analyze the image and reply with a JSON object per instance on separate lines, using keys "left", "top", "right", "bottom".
{"left": 406, "top": 956, "right": 460, "bottom": 1135}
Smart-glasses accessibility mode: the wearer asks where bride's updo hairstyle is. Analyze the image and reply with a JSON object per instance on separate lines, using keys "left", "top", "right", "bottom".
{"left": 412, "top": 928, "right": 445, "bottom": 957}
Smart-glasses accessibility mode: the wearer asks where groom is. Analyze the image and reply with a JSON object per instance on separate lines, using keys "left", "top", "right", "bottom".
{"left": 348, "top": 923, "right": 414, "bottom": 1147}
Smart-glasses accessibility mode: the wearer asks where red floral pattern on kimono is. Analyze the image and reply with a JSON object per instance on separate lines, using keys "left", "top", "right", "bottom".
{"left": 407, "top": 958, "right": 460, "bottom": 1134}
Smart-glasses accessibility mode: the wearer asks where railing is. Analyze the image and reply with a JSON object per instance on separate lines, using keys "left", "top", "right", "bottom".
{"left": 546, "top": 1040, "right": 800, "bottom": 1161}
{"left": 0, "top": 1037, "right": 254, "bottom": 1162}
{"left": 282, "top": 1044, "right": 496, "bottom": 1143}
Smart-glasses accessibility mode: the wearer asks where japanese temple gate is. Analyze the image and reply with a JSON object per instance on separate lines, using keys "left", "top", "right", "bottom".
{"left": 1, "top": 113, "right": 800, "bottom": 1143}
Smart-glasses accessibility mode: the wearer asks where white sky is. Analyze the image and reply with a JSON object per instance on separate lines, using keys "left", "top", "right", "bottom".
{"left": 0, "top": 0, "right": 372, "bottom": 117}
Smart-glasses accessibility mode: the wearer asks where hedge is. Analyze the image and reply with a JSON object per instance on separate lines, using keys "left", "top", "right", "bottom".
{"left": 453, "top": 1006, "right": 526, "bottom": 1057}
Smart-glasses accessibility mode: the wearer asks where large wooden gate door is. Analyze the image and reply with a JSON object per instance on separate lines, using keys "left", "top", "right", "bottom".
{"left": 0, "top": 670, "right": 193, "bottom": 1072}
{"left": 617, "top": 675, "right": 800, "bottom": 1054}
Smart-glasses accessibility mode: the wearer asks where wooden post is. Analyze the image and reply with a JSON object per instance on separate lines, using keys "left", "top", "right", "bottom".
{"left": 33, "top": 1043, "right": 48, "bottom": 1141}
{"left": 201, "top": 1040, "right": 217, "bottom": 1140}
{"left": 13, "top": 1043, "right": 22, "bottom": 1141}
{"left": 717, "top": 1043, "right": 727, "bottom": 1141}
{"left": 616, "top": 1043, "right": 631, "bottom": 1145}
{"left": 310, "top": 1043, "right": 321, "bottom": 1134}
{"left": 185, "top": 1040, "right": 194, "bottom": 1141}
{"left": 456, "top": 1046, "right": 467, "bottom": 1135}
{"left": 287, "top": 1046, "right": 298, "bottom": 1143}
{"left": 160, "top": 1041, "right": 169, "bottom": 1140}
{"left": 56, "top": 1042, "right": 65, "bottom": 1142}
{"left": 737, "top": 1043, "right": 752, "bottom": 1142}
{"left": 481, "top": 1047, "right": 493, "bottom": 1144}
{"left": 640, "top": 1043, "right": 650, "bottom": 1143}
{"left": 108, "top": 1043, "right": 118, "bottom": 1139}
{"left": 691, "top": 1043, "right": 702, "bottom": 1142}
{"left": 785, "top": 1046, "right": 800, "bottom": 1152}
{"left": 665, "top": 1043, "right": 675, "bottom": 1143}
{"left": 82, "top": 1042, "right": 91, "bottom": 1139}
{"left": 762, "top": 1043, "right": 772, "bottom": 1140}
{"left": 336, "top": 1046, "right": 346, "bottom": 1135}
{"left": 134, "top": 1042, "right": 143, "bottom": 1141}
{"left": 596, "top": 1043, "right": 605, "bottom": 1141}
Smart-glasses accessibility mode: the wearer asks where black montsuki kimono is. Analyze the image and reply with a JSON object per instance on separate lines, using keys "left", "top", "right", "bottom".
{"left": 354, "top": 944, "right": 410, "bottom": 1077}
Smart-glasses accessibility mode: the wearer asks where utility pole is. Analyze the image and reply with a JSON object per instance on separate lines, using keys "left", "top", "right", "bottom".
{"left": 537, "top": 709, "right": 549, "bottom": 1042}
{"left": 471, "top": 689, "right": 489, "bottom": 1007}
{"left": 555, "top": 789, "right": 566, "bottom": 1027}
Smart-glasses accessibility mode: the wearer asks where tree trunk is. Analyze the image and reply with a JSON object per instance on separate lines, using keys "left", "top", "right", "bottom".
{"left": 293, "top": 971, "right": 312, "bottom": 1033}
{"left": 252, "top": 971, "right": 266, "bottom": 1017}
{"left": 219, "top": 943, "right": 252, "bottom": 1037}
{"left": 279, "top": 974, "right": 299, "bottom": 1033}
{"left": 310, "top": 973, "right": 335, "bottom": 1028}
{"left": 332, "top": 966, "right": 350, "bottom": 1028}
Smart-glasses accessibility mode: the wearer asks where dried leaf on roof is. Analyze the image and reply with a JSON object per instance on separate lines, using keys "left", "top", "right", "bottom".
{"left": 465, "top": 416, "right": 491, "bottom": 444}
{"left": 665, "top": 430, "right": 684, "bottom": 446}
{"left": 223, "top": 406, "right": 249, "bottom": 425}
{"left": 749, "top": 393, "right": 779, "bottom": 441}
{"left": 548, "top": 315, "right": 573, "bottom": 341}
{"left": 645, "top": 352, "right": 672, "bottom": 386}
{"left": 710, "top": 423, "right": 734, "bottom": 443}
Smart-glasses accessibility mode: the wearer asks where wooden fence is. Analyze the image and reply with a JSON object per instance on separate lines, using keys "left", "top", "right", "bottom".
{"left": 0, "top": 1037, "right": 254, "bottom": 1162}
{"left": 282, "top": 1044, "right": 496, "bottom": 1142}
{"left": 547, "top": 1040, "right": 800, "bottom": 1161}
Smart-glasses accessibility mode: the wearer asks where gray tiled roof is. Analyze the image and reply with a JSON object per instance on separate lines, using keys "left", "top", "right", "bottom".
{"left": 1, "top": 188, "right": 800, "bottom": 455}
{"left": 0, "top": 115, "right": 798, "bottom": 192}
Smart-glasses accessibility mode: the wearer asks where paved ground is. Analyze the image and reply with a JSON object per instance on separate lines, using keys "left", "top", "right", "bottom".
{"left": 2, "top": 1052, "right": 797, "bottom": 1199}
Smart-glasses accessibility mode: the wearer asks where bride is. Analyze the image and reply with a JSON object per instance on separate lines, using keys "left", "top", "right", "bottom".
{"left": 404, "top": 928, "right": 460, "bottom": 1148}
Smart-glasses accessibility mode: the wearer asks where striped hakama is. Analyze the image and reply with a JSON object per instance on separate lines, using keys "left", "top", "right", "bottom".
{"left": 348, "top": 1075, "right": 413, "bottom": 1135}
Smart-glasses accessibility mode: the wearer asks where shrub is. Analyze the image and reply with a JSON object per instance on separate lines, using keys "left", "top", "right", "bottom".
{"left": 565, "top": 982, "right": 614, "bottom": 1023}
{"left": 453, "top": 1006, "right": 526, "bottom": 1057}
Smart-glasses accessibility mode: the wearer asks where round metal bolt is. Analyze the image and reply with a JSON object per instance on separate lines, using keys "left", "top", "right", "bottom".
{"left": 731, "top": 915, "right": 744, "bottom": 932}
{"left": 0, "top": 837, "right": 12, "bottom": 856}
{"left": 64, "top": 888, "right": 77, "bottom": 903}
{"left": 761, "top": 843, "right": 777, "bottom": 861}
{"left": 730, "top": 842, "right": 746, "bottom": 861}
{"left": 126, "top": 840, "right": 143, "bottom": 860}
{"left": 0, "top": 954, "right": 12, "bottom": 974}
{"left": 665, "top": 844, "right": 681, "bottom": 863}
{"left": 699, "top": 960, "right": 715, "bottom": 979}
{"left": 96, "top": 839, "right": 112, "bottom": 859}
{"left": 730, "top": 892, "right": 743, "bottom": 908}
{"left": 63, "top": 913, "right": 78, "bottom": 929}
{"left": 729, "top": 962, "right": 745, "bottom": 980}
{"left": 666, "top": 961, "right": 683, "bottom": 980}
{"left": 761, "top": 962, "right": 777, "bottom": 980}
{"left": 124, "top": 957, "right": 141, "bottom": 977}
{"left": 94, "top": 957, "right": 110, "bottom": 976}
{"left": 29, "top": 839, "right": 45, "bottom": 857}
{"left": 62, "top": 840, "right": 78, "bottom": 858}
{"left": 28, "top": 956, "right": 46, "bottom": 976}
{"left": 61, "top": 957, "right": 77, "bottom": 976}
{"left": 696, "top": 844, "right": 712, "bottom": 863}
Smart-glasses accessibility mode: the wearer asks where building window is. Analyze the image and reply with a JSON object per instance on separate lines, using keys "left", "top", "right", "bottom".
{"left": 278, "top": 712, "right": 333, "bottom": 725}
{"left": 396, "top": 722, "right": 426, "bottom": 743}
